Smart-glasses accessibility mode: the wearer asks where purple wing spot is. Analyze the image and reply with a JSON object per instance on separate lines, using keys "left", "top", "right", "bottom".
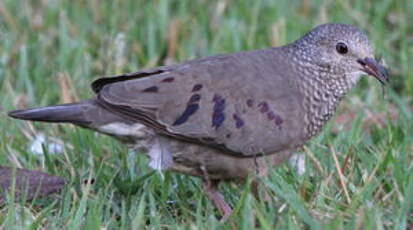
{"left": 188, "top": 94, "right": 201, "bottom": 104}
{"left": 267, "top": 111, "right": 275, "bottom": 120}
{"left": 274, "top": 114, "right": 283, "bottom": 129}
{"left": 212, "top": 94, "right": 226, "bottom": 129}
{"left": 246, "top": 99, "right": 254, "bottom": 107}
{"left": 233, "top": 114, "right": 245, "bottom": 128}
{"left": 213, "top": 95, "right": 225, "bottom": 110}
{"left": 192, "top": 84, "right": 203, "bottom": 92}
{"left": 173, "top": 104, "right": 199, "bottom": 126}
{"left": 142, "top": 86, "right": 158, "bottom": 93}
{"left": 258, "top": 101, "right": 269, "bottom": 113}
{"left": 212, "top": 114, "right": 225, "bottom": 129}
{"left": 161, "top": 77, "right": 175, "bottom": 83}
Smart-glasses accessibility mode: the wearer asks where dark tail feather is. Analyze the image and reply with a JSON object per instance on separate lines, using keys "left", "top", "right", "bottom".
{"left": 8, "top": 101, "right": 91, "bottom": 125}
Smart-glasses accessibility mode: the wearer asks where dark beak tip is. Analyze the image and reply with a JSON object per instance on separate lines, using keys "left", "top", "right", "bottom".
{"left": 358, "top": 57, "right": 390, "bottom": 85}
{"left": 8, "top": 110, "right": 20, "bottom": 118}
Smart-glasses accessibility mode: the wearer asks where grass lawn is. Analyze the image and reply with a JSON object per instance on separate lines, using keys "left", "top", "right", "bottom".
{"left": 1, "top": 0, "right": 412, "bottom": 229}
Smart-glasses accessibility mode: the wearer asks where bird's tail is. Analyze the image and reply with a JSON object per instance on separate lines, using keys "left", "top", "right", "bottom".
{"left": 8, "top": 100, "right": 95, "bottom": 126}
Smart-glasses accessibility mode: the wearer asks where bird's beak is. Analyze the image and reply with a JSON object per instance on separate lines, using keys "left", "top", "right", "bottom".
{"left": 357, "top": 57, "right": 389, "bottom": 85}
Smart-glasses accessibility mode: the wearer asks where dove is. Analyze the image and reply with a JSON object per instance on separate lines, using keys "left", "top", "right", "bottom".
{"left": 8, "top": 23, "right": 389, "bottom": 220}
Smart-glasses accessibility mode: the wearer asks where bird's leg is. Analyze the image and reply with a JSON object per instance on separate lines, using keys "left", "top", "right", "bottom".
{"left": 249, "top": 156, "right": 271, "bottom": 202}
{"left": 203, "top": 179, "right": 232, "bottom": 222}
{"left": 199, "top": 164, "right": 232, "bottom": 221}
{"left": 250, "top": 178, "right": 260, "bottom": 200}
{"left": 250, "top": 178, "right": 271, "bottom": 202}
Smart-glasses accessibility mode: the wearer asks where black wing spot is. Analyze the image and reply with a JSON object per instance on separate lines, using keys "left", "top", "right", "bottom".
{"left": 161, "top": 77, "right": 175, "bottom": 83}
{"left": 173, "top": 94, "right": 202, "bottom": 126}
{"left": 142, "top": 86, "right": 159, "bottom": 93}
{"left": 173, "top": 104, "right": 200, "bottom": 126}
{"left": 191, "top": 84, "right": 203, "bottom": 92}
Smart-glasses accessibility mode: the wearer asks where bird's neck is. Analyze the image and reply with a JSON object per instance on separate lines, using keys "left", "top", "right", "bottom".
{"left": 287, "top": 46, "right": 360, "bottom": 139}
{"left": 299, "top": 72, "right": 345, "bottom": 139}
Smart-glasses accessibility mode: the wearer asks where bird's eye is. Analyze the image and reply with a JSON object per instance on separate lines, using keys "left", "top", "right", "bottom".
{"left": 336, "top": 42, "right": 348, "bottom": 54}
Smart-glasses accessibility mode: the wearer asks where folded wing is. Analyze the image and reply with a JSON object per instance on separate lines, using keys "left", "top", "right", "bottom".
{"left": 96, "top": 51, "right": 306, "bottom": 156}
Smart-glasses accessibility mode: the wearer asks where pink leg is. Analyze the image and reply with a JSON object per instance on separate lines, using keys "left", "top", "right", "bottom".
{"left": 203, "top": 179, "right": 232, "bottom": 222}
{"left": 250, "top": 178, "right": 271, "bottom": 202}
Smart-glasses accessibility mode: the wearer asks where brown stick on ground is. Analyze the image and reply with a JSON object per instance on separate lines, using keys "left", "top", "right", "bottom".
{"left": 0, "top": 166, "right": 65, "bottom": 203}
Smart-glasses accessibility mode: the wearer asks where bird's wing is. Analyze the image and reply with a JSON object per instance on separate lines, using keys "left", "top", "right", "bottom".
{"left": 95, "top": 50, "right": 307, "bottom": 156}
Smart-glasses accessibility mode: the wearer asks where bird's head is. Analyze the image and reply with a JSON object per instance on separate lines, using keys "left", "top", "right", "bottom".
{"left": 293, "top": 23, "right": 389, "bottom": 92}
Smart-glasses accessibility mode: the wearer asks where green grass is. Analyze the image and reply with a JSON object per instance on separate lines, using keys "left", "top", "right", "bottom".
{"left": 1, "top": 0, "right": 412, "bottom": 229}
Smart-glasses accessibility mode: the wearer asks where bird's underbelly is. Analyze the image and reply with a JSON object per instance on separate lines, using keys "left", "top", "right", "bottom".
{"left": 98, "top": 122, "right": 293, "bottom": 180}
